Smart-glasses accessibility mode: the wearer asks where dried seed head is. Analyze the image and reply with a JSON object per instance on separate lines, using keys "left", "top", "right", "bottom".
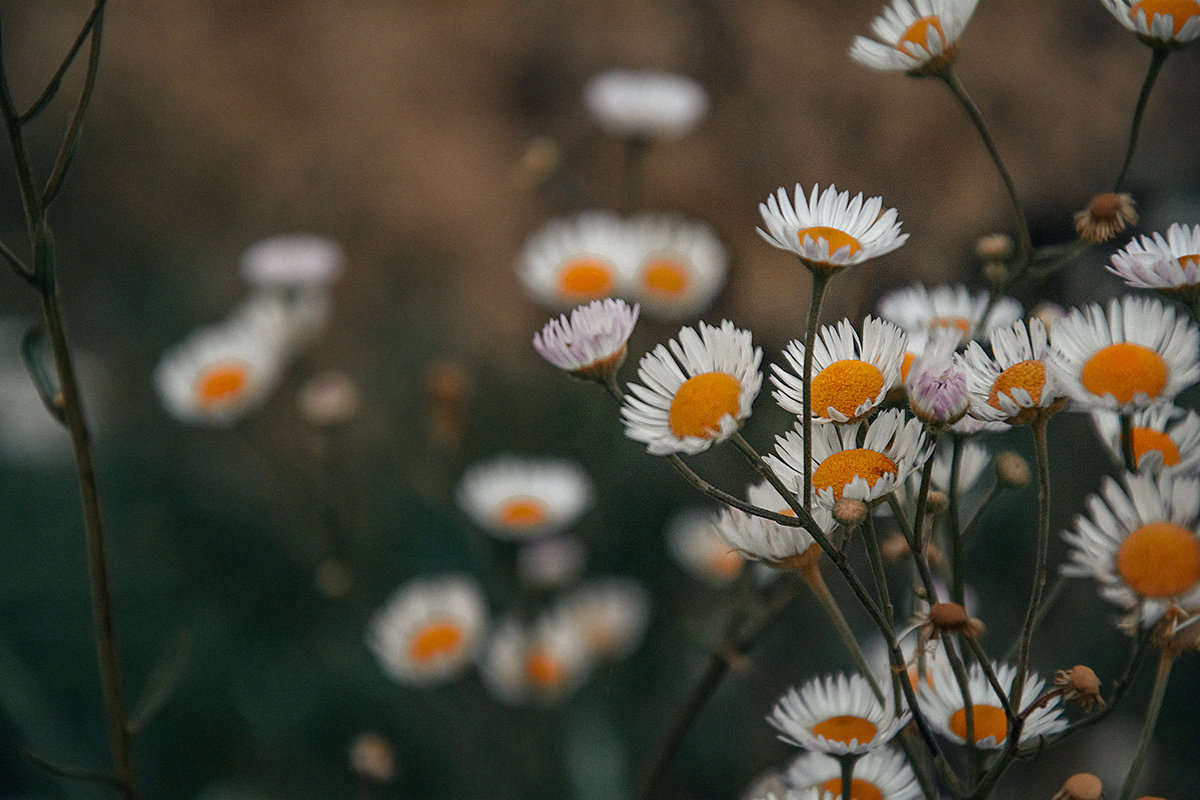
{"left": 927, "top": 602, "right": 985, "bottom": 638}
{"left": 833, "top": 497, "right": 868, "bottom": 528}
{"left": 1074, "top": 192, "right": 1137, "bottom": 243}
{"left": 1054, "top": 665, "right": 1105, "bottom": 712}
{"left": 1052, "top": 772, "right": 1103, "bottom": 800}
{"left": 924, "top": 490, "right": 949, "bottom": 514}
{"left": 976, "top": 233, "right": 1014, "bottom": 262}
{"left": 1148, "top": 605, "right": 1200, "bottom": 657}
{"left": 880, "top": 533, "right": 910, "bottom": 563}
{"left": 995, "top": 451, "right": 1031, "bottom": 488}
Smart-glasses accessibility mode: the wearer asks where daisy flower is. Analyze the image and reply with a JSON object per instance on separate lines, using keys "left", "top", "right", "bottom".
{"left": 758, "top": 184, "right": 908, "bottom": 273}
{"left": 786, "top": 748, "right": 922, "bottom": 800}
{"left": 960, "top": 318, "right": 1066, "bottom": 425}
{"left": 1107, "top": 223, "right": 1200, "bottom": 298}
{"left": 559, "top": 577, "right": 650, "bottom": 660}
{"left": 919, "top": 661, "right": 1065, "bottom": 748}
{"left": 516, "top": 211, "right": 634, "bottom": 309}
{"left": 1061, "top": 472, "right": 1200, "bottom": 627}
{"left": 1098, "top": 0, "right": 1200, "bottom": 46}
{"left": 533, "top": 298, "right": 640, "bottom": 384}
{"left": 456, "top": 455, "right": 593, "bottom": 540}
{"left": 365, "top": 575, "right": 487, "bottom": 686}
{"left": 768, "top": 673, "right": 911, "bottom": 755}
{"left": 850, "top": 0, "right": 981, "bottom": 75}
{"left": 773, "top": 409, "right": 931, "bottom": 507}
{"left": 1090, "top": 405, "right": 1200, "bottom": 475}
{"left": 905, "top": 327, "right": 970, "bottom": 428}
{"left": 1050, "top": 296, "right": 1200, "bottom": 411}
{"left": 713, "top": 477, "right": 836, "bottom": 569}
{"left": 666, "top": 508, "right": 747, "bottom": 586}
{"left": 480, "top": 612, "right": 592, "bottom": 704}
{"left": 628, "top": 214, "right": 727, "bottom": 321}
{"left": 622, "top": 320, "right": 763, "bottom": 455}
{"left": 583, "top": 69, "right": 709, "bottom": 140}
{"left": 772, "top": 317, "right": 907, "bottom": 423}
{"left": 877, "top": 283, "right": 1023, "bottom": 345}
{"left": 516, "top": 536, "right": 586, "bottom": 589}
{"left": 240, "top": 234, "right": 345, "bottom": 288}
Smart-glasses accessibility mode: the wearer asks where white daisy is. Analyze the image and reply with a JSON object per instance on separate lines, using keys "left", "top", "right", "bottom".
{"left": 533, "top": 298, "right": 640, "bottom": 383}
{"left": 456, "top": 455, "right": 593, "bottom": 540}
{"left": 365, "top": 575, "right": 487, "bottom": 687}
{"left": 516, "top": 211, "right": 635, "bottom": 310}
{"left": 1061, "top": 472, "right": 1200, "bottom": 627}
{"left": 559, "top": 577, "right": 649, "bottom": 660}
{"left": 773, "top": 409, "right": 931, "bottom": 507}
{"left": 1050, "top": 295, "right": 1200, "bottom": 411}
{"left": 712, "top": 477, "right": 835, "bottom": 568}
{"left": 905, "top": 326, "right": 970, "bottom": 428}
{"left": 919, "top": 661, "right": 1065, "bottom": 748}
{"left": 1107, "top": 223, "right": 1200, "bottom": 297}
{"left": 621, "top": 320, "right": 763, "bottom": 455}
{"left": 628, "top": 213, "right": 727, "bottom": 321}
{"left": 1098, "top": 0, "right": 1200, "bottom": 45}
{"left": 768, "top": 673, "right": 912, "bottom": 755}
{"left": 583, "top": 69, "right": 709, "bottom": 140}
{"left": 850, "top": 0, "right": 981, "bottom": 74}
{"left": 516, "top": 536, "right": 587, "bottom": 590}
{"left": 772, "top": 317, "right": 907, "bottom": 423}
{"left": 877, "top": 283, "right": 1023, "bottom": 345}
{"left": 786, "top": 748, "right": 922, "bottom": 800}
{"left": 960, "top": 318, "right": 1067, "bottom": 425}
{"left": 240, "top": 234, "right": 345, "bottom": 288}
{"left": 230, "top": 288, "right": 330, "bottom": 354}
{"left": 758, "top": 184, "right": 908, "bottom": 272}
{"left": 1090, "top": 405, "right": 1200, "bottom": 475}
{"left": 666, "top": 508, "right": 747, "bottom": 586}
{"left": 480, "top": 611, "right": 592, "bottom": 704}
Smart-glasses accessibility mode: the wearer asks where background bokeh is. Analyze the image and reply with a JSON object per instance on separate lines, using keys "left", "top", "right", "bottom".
{"left": 1, "top": 1, "right": 1199, "bottom": 798}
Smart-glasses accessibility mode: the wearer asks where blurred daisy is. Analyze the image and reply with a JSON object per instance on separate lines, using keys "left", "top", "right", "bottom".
{"left": 516, "top": 211, "right": 633, "bottom": 309}
{"left": 1061, "top": 472, "right": 1200, "bottom": 628}
{"left": 622, "top": 320, "right": 762, "bottom": 455}
{"left": 877, "top": 283, "right": 1023, "bottom": 345}
{"left": 929, "top": 439, "right": 991, "bottom": 496}
{"left": 1098, "top": 0, "right": 1200, "bottom": 45}
{"left": 773, "top": 409, "right": 931, "bottom": 506}
{"left": 366, "top": 575, "right": 487, "bottom": 686}
{"left": 772, "top": 317, "right": 907, "bottom": 423}
{"left": 517, "top": 536, "right": 587, "bottom": 589}
{"left": 155, "top": 319, "right": 288, "bottom": 426}
{"left": 457, "top": 455, "right": 593, "bottom": 540}
{"left": 240, "top": 234, "right": 345, "bottom": 288}
{"left": 786, "top": 748, "right": 922, "bottom": 800}
{"left": 960, "top": 318, "right": 1066, "bottom": 425}
{"left": 769, "top": 673, "right": 911, "bottom": 755}
{"left": 533, "top": 298, "right": 640, "bottom": 384}
{"left": 713, "top": 478, "right": 834, "bottom": 569}
{"left": 481, "top": 612, "right": 591, "bottom": 704}
{"left": 583, "top": 69, "right": 708, "bottom": 140}
{"left": 560, "top": 577, "right": 649, "bottom": 660}
{"left": 850, "top": 0, "right": 981, "bottom": 75}
{"left": 230, "top": 289, "right": 329, "bottom": 354}
{"left": 1090, "top": 405, "right": 1200, "bottom": 475}
{"left": 629, "top": 214, "right": 727, "bottom": 321}
{"left": 1107, "top": 223, "right": 1200, "bottom": 299}
{"left": 666, "top": 508, "right": 747, "bottom": 586}
{"left": 920, "top": 661, "right": 1065, "bottom": 748}
{"left": 758, "top": 184, "right": 908, "bottom": 273}
{"left": 1050, "top": 296, "right": 1200, "bottom": 411}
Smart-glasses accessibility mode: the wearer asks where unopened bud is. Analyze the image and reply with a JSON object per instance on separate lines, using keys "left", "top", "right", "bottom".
{"left": 1053, "top": 773, "right": 1103, "bottom": 800}
{"left": 833, "top": 497, "right": 868, "bottom": 528}
{"left": 995, "top": 451, "right": 1030, "bottom": 488}
{"left": 880, "top": 533, "right": 910, "bottom": 563}
{"left": 975, "top": 233, "right": 1014, "bottom": 262}
{"left": 924, "top": 490, "right": 948, "bottom": 514}
{"left": 983, "top": 260, "right": 1008, "bottom": 287}
{"left": 514, "top": 137, "right": 563, "bottom": 190}
{"left": 350, "top": 732, "right": 396, "bottom": 783}
{"left": 426, "top": 360, "right": 472, "bottom": 452}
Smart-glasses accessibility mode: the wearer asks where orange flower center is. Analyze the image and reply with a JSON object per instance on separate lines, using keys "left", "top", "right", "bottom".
{"left": 498, "top": 496, "right": 549, "bottom": 528}
{"left": 811, "top": 360, "right": 885, "bottom": 419}
{"left": 526, "top": 648, "right": 566, "bottom": 688}
{"left": 897, "top": 15, "right": 948, "bottom": 53}
{"left": 1117, "top": 521, "right": 1200, "bottom": 597}
{"left": 642, "top": 258, "right": 690, "bottom": 297}
{"left": 1129, "top": 0, "right": 1200, "bottom": 35}
{"left": 811, "top": 714, "right": 877, "bottom": 746}
{"left": 1131, "top": 426, "right": 1181, "bottom": 467}
{"left": 821, "top": 778, "right": 884, "bottom": 800}
{"left": 797, "top": 226, "right": 861, "bottom": 259}
{"left": 558, "top": 258, "right": 615, "bottom": 298}
{"left": 950, "top": 704, "right": 1008, "bottom": 745}
{"left": 195, "top": 362, "right": 250, "bottom": 408}
{"left": 1080, "top": 343, "right": 1168, "bottom": 404}
{"left": 668, "top": 371, "right": 741, "bottom": 438}
{"left": 408, "top": 620, "right": 464, "bottom": 663}
{"left": 929, "top": 316, "right": 971, "bottom": 336}
{"left": 812, "top": 449, "right": 898, "bottom": 499}
{"left": 1179, "top": 254, "right": 1200, "bottom": 271}
{"left": 988, "top": 359, "right": 1046, "bottom": 409}
{"left": 900, "top": 351, "right": 916, "bottom": 383}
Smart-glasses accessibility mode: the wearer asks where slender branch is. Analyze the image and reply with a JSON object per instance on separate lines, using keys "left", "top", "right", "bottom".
{"left": 1117, "top": 651, "right": 1175, "bottom": 800}
{"left": 23, "top": 749, "right": 125, "bottom": 792}
{"left": 1011, "top": 418, "right": 1051, "bottom": 709}
{"left": 0, "top": 236, "right": 35, "bottom": 283}
{"left": 801, "top": 271, "right": 829, "bottom": 511}
{"left": 861, "top": 511, "right": 894, "bottom": 630}
{"left": 20, "top": 1, "right": 107, "bottom": 123}
{"left": 947, "top": 437, "right": 964, "bottom": 604}
{"left": 1120, "top": 412, "right": 1138, "bottom": 473}
{"left": 804, "top": 564, "right": 886, "bottom": 703}
{"left": 1113, "top": 46, "right": 1168, "bottom": 193}
{"left": 0, "top": 19, "right": 44, "bottom": 238}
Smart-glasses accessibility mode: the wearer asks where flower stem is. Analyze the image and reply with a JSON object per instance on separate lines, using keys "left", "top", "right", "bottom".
{"left": 1120, "top": 412, "right": 1138, "bottom": 473}
{"left": 1011, "top": 418, "right": 1051, "bottom": 712}
{"left": 801, "top": 270, "right": 830, "bottom": 512}
{"left": 1117, "top": 651, "right": 1175, "bottom": 800}
{"left": 803, "top": 564, "right": 886, "bottom": 704}
{"left": 1113, "top": 46, "right": 1168, "bottom": 193}
{"left": 947, "top": 437, "right": 964, "bottom": 605}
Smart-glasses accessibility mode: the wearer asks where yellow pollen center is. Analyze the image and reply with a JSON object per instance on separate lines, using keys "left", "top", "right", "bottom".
{"left": 897, "top": 15, "right": 948, "bottom": 53}
{"left": 1130, "top": 0, "right": 1200, "bottom": 35}
{"left": 900, "top": 351, "right": 916, "bottom": 383}
{"left": 498, "top": 497, "right": 549, "bottom": 528}
{"left": 642, "top": 258, "right": 690, "bottom": 297}
{"left": 811, "top": 360, "right": 885, "bottom": 419}
{"left": 558, "top": 259, "right": 615, "bottom": 298}
{"left": 1131, "top": 426, "right": 1182, "bottom": 467}
{"left": 1117, "top": 521, "right": 1200, "bottom": 597}
{"left": 408, "top": 620, "right": 464, "bottom": 663}
{"left": 988, "top": 359, "right": 1046, "bottom": 409}
{"left": 950, "top": 704, "right": 1008, "bottom": 745}
{"left": 1080, "top": 343, "right": 1168, "bottom": 404}
{"left": 668, "top": 371, "right": 741, "bottom": 439}
{"left": 929, "top": 316, "right": 971, "bottom": 335}
{"left": 1178, "top": 254, "right": 1200, "bottom": 271}
{"left": 196, "top": 363, "right": 249, "bottom": 407}
{"left": 821, "top": 778, "right": 884, "bottom": 800}
{"left": 526, "top": 649, "right": 566, "bottom": 688}
{"left": 707, "top": 549, "right": 744, "bottom": 578}
{"left": 797, "top": 226, "right": 861, "bottom": 259}
{"left": 811, "top": 714, "right": 877, "bottom": 746}
{"left": 812, "top": 449, "right": 899, "bottom": 499}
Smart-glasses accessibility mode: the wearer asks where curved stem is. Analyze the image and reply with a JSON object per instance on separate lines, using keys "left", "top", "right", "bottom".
{"left": 1011, "top": 418, "right": 1051, "bottom": 713}
{"left": 803, "top": 565, "right": 885, "bottom": 703}
{"left": 1117, "top": 651, "right": 1175, "bottom": 800}
{"left": 1113, "top": 46, "right": 1168, "bottom": 193}
{"left": 801, "top": 271, "right": 830, "bottom": 511}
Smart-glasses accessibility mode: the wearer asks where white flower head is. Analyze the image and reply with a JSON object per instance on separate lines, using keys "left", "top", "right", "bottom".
{"left": 877, "top": 283, "right": 1023, "bottom": 345}
{"left": 960, "top": 317, "right": 1066, "bottom": 425}
{"left": 517, "top": 211, "right": 636, "bottom": 310}
{"left": 758, "top": 184, "right": 908, "bottom": 272}
{"left": 240, "top": 234, "right": 345, "bottom": 287}
{"left": 456, "top": 455, "right": 593, "bottom": 540}
{"left": 768, "top": 673, "right": 912, "bottom": 755}
{"left": 786, "top": 748, "right": 922, "bottom": 800}
{"left": 850, "top": 0, "right": 982, "bottom": 74}
{"left": 559, "top": 577, "right": 650, "bottom": 660}
{"left": 480, "top": 611, "right": 592, "bottom": 705}
{"left": 1098, "top": 0, "right": 1200, "bottom": 45}
{"left": 666, "top": 508, "right": 747, "bottom": 586}
{"left": 920, "top": 661, "right": 1065, "bottom": 748}
{"left": 583, "top": 69, "right": 708, "bottom": 139}
{"left": 533, "top": 298, "right": 640, "bottom": 383}
{"left": 713, "top": 475, "right": 834, "bottom": 568}
{"left": 627, "top": 213, "right": 727, "bottom": 321}
{"left": 1090, "top": 404, "right": 1200, "bottom": 475}
{"left": 1107, "top": 223, "right": 1200, "bottom": 296}
{"left": 906, "top": 327, "right": 969, "bottom": 428}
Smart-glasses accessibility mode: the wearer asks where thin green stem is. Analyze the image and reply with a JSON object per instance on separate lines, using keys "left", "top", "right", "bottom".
{"left": 20, "top": 1, "right": 106, "bottom": 123}
{"left": 1003, "top": 574, "right": 1066, "bottom": 663}
{"left": 804, "top": 565, "right": 886, "bottom": 703}
{"left": 801, "top": 271, "right": 830, "bottom": 512}
{"left": 0, "top": 236, "right": 34, "bottom": 283}
{"left": 1011, "top": 418, "right": 1051, "bottom": 713}
{"left": 958, "top": 479, "right": 1003, "bottom": 546}
{"left": 861, "top": 512, "right": 894, "bottom": 630}
{"left": 0, "top": 20, "right": 44, "bottom": 238}
{"left": 885, "top": 493, "right": 939, "bottom": 603}
{"left": 1120, "top": 412, "right": 1138, "bottom": 473}
{"left": 838, "top": 754, "right": 860, "bottom": 800}
{"left": 962, "top": 635, "right": 1017, "bottom": 722}
{"left": 947, "top": 437, "right": 964, "bottom": 604}
{"left": 1113, "top": 46, "right": 1168, "bottom": 193}
{"left": 1117, "top": 651, "right": 1175, "bottom": 800}
{"left": 943, "top": 635, "right": 978, "bottom": 785}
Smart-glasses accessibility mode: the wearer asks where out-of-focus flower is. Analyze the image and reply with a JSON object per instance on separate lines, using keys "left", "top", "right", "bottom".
{"left": 456, "top": 455, "right": 593, "bottom": 540}
{"left": 298, "top": 371, "right": 360, "bottom": 427}
{"left": 920, "top": 661, "right": 1065, "bottom": 748}
{"left": 425, "top": 359, "right": 472, "bottom": 452}
{"left": 1074, "top": 192, "right": 1138, "bottom": 243}
{"left": 1090, "top": 405, "right": 1200, "bottom": 475}
{"left": 230, "top": 289, "right": 330, "bottom": 354}
{"left": 628, "top": 214, "right": 726, "bottom": 321}
{"left": 1052, "top": 773, "right": 1104, "bottom": 800}
{"left": 960, "top": 318, "right": 1065, "bottom": 426}
{"left": 786, "top": 748, "right": 922, "bottom": 800}
{"left": 758, "top": 184, "right": 907, "bottom": 273}
{"left": 366, "top": 575, "right": 487, "bottom": 687}
{"left": 349, "top": 732, "right": 396, "bottom": 783}
{"left": 622, "top": 320, "right": 762, "bottom": 455}
{"left": 877, "top": 283, "right": 1023, "bottom": 346}
{"left": 1098, "top": 0, "right": 1200, "bottom": 46}
{"left": 481, "top": 612, "right": 591, "bottom": 704}
{"left": 533, "top": 298, "right": 639, "bottom": 384}
{"left": 516, "top": 536, "right": 586, "bottom": 590}
{"left": 768, "top": 673, "right": 911, "bottom": 755}
{"left": 906, "top": 328, "right": 969, "bottom": 428}
{"left": 583, "top": 69, "right": 708, "bottom": 140}
{"left": 240, "top": 234, "right": 345, "bottom": 288}
{"left": 666, "top": 508, "right": 747, "bottom": 586}
{"left": 560, "top": 577, "right": 649, "bottom": 660}
{"left": 850, "top": 0, "right": 981, "bottom": 75}
{"left": 516, "top": 211, "right": 634, "bottom": 310}
{"left": 1107, "top": 223, "right": 1200, "bottom": 299}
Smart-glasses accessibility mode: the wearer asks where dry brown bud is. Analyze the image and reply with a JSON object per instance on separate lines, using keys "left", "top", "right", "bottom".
{"left": 1053, "top": 772, "right": 1103, "bottom": 800}
{"left": 880, "top": 533, "right": 910, "bottom": 563}
{"left": 924, "top": 490, "right": 949, "bottom": 514}
{"left": 833, "top": 497, "right": 868, "bottom": 528}
{"left": 927, "top": 602, "right": 985, "bottom": 638}
{"left": 996, "top": 451, "right": 1031, "bottom": 488}
{"left": 975, "top": 233, "right": 1014, "bottom": 262}
{"left": 1054, "top": 665, "right": 1105, "bottom": 712}
{"left": 350, "top": 732, "right": 396, "bottom": 782}
{"left": 426, "top": 360, "right": 472, "bottom": 452}
{"left": 1074, "top": 192, "right": 1137, "bottom": 243}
